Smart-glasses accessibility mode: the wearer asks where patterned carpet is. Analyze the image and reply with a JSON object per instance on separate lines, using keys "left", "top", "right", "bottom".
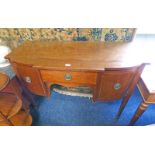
{"left": 1, "top": 66, "right": 155, "bottom": 126}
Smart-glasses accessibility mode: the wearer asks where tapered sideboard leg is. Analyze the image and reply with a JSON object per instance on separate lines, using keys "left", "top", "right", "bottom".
{"left": 129, "top": 102, "right": 149, "bottom": 126}
{"left": 116, "top": 93, "right": 132, "bottom": 120}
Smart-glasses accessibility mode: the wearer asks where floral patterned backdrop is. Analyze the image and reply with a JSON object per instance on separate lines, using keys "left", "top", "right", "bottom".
{"left": 0, "top": 28, "right": 135, "bottom": 49}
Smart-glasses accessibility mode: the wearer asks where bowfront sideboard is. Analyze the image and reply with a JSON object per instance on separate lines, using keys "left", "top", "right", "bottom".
{"left": 5, "top": 41, "right": 148, "bottom": 119}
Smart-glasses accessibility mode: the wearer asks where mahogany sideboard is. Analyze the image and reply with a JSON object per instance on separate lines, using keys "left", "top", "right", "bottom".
{"left": 5, "top": 41, "right": 148, "bottom": 118}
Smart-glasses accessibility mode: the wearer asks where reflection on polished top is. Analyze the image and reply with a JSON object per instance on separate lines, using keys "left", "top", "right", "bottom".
{"left": 5, "top": 41, "right": 151, "bottom": 71}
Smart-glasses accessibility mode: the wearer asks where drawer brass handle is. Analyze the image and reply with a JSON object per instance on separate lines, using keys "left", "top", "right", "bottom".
{"left": 114, "top": 83, "right": 121, "bottom": 90}
{"left": 64, "top": 74, "right": 72, "bottom": 81}
{"left": 23, "top": 76, "right": 32, "bottom": 83}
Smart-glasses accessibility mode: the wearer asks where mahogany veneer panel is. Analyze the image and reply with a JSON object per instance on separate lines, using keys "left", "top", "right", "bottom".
{"left": 40, "top": 70, "right": 97, "bottom": 85}
{"left": 97, "top": 70, "right": 135, "bottom": 101}
{"left": 6, "top": 41, "right": 146, "bottom": 70}
{"left": 11, "top": 63, "right": 47, "bottom": 96}
{"left": 6, "top": 41, "right": 147, "bottom": 104}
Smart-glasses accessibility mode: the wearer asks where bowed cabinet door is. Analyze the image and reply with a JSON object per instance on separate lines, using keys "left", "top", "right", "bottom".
{"left": 96, "top": 69, "right": 136, "bottom": 101}
{"left": 11, "top": 63, "right": 47, "bottom": 96}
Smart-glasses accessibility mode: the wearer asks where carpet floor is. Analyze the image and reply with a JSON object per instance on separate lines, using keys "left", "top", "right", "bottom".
{"left": 31, "top": 87, "right": 155, "bottom": 126}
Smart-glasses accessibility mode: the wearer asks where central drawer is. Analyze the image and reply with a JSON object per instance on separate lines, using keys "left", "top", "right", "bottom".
{"left": 40, "top": 70, "right": 97, "bottom": 85}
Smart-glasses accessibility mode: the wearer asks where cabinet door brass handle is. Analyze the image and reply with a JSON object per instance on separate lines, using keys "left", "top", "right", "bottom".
{"left": 114, "top": 83, "right": 121, "bottom": 90}
{"left": 24, "top": 76, "right": 32, "bottom": 83}
{"left": 64, "top": 74, "right": 72, "bottom": 81}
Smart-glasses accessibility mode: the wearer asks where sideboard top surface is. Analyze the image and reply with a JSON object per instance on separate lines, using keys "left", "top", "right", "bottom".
{"left": 6, "top": 41, "right": 149, "bottom": 71}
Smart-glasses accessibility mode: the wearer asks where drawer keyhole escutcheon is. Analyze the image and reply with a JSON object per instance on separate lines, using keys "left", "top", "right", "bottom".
{"left": 114, "top": 83, "right": 121, "bottom": 90}
{"left": 24, "top": 76, "right": 32, "bottom": 83}
{"left": 64, "top": 74, "right": 72, "bottom": 81}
